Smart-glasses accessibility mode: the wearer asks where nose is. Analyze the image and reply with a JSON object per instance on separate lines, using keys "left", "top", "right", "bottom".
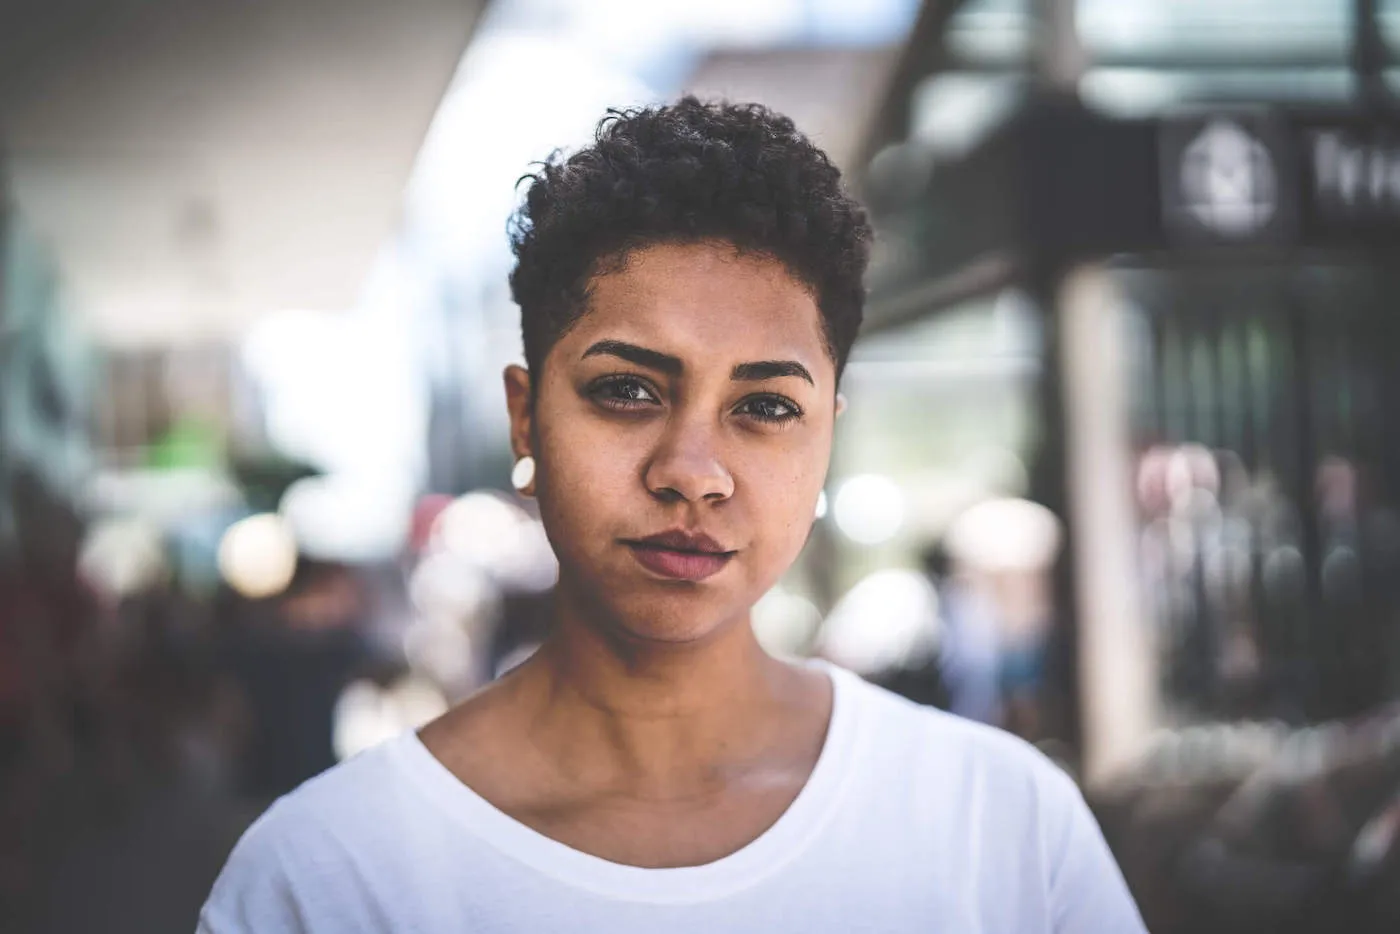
{"left": 643, "top": 419, "right": 735, "bottom": 504}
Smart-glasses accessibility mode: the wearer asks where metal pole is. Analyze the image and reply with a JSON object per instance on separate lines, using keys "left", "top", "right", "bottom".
{"left": 1058, "top": 264, "right": 1159, "bottom": 785}
{"left": 1033, "top": 0, "right": 1087, "bottom": 94}
{"left": 1353, "top": 0, "right": 1389, "bottom": 107}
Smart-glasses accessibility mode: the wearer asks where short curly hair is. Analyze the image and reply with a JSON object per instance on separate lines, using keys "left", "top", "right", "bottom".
{"left": 508, "top": 96, "right": 872, "bottom": 391}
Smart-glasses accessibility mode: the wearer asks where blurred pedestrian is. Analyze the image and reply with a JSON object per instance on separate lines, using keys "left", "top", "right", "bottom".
{"left": 922, "top": 541, "right": 1002, "bottom": 725}
{"left": 220, "top": 560, "right": 375, "bottom": 799}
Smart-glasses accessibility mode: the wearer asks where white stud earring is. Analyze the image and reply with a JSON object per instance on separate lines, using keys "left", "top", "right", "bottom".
{"left": 511, "top": 456, "right": 536, "bottom": 493}
{"left": 815, "top": 490, "right": 829, "bottom": 520}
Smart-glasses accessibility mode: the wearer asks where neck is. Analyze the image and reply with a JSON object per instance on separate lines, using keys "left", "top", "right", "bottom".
{"left": 509, "top": 593, "right": 801, "bottom": 797}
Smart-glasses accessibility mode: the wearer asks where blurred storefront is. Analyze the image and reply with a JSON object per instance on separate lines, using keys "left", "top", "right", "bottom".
{"left": 857, "top": 1, "right": 1400, "bottom": 929}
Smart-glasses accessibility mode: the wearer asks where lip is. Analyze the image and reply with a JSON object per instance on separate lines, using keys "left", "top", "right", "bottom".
{"left": 622, "top": 529, "right": 735, "bottom": 582}
{"left": 632, "top": 528, "right": 730, "bottom": 553}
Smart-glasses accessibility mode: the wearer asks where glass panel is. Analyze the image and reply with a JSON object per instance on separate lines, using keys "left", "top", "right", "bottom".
{"left": 793, "top": 289, "right": 1061, "bottom": 736}
{"left": 1381, "top": 0, "right": 1400, "bottom": 54}
{"left": 947, "top": 0, "right": 1354, "bottom": 67}
{"left": 1081, "top": 67, "right": 1355, "bottom": 117}
{"left": 831, "top": 295, "right": 1043, "bottom": 591}
{"left": 1079, "top": 0, "right": 1351, "bottom": 64}
{"left": 946, "top": 0, "right": 1032, "bottom": 67}
{"left": 908, "top": 72, "right": 1027, "bottom": 154}
{"left": 1113, "top": 261, "right": 1400, "bottom": 723}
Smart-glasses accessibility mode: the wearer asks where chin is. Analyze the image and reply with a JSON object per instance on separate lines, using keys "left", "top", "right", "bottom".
{"left": 600, "top": 590, "right": 746, "bottom": 647}
{"left": 554, "top": 551, "right": 762, "bottom": 647}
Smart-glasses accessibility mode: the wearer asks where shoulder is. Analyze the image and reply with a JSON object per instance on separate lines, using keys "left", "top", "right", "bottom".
{"left": 835, "top": 671, "right": 1146, "bottom": 929}
{"left": 197, "top": 735, "right": 416, "bottom": 933}
{"left": 841, "top": 666, "right": 1068, "bottom": 777}
{"left": 256, "top": 731, "right": 414, "bottom": 836}
{"left": 834, "top": 666, "right": 1082, "bottom": 824}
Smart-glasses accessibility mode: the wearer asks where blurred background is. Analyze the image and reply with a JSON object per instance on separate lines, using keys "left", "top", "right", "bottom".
{"left": 5, "top": 0, "right": 1400, "bottom": 931}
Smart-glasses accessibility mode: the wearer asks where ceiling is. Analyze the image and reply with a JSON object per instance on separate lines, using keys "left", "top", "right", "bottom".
{"left": 0, "top": 0, "right": 486, "bottom": 347}
{"left": 682, "top": 46, "right": 900, "bottom": 176}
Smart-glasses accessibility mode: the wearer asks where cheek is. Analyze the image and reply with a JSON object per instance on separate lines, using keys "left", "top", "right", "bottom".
{"left": 740, "top": 438, "right": 829, "bottom": 552}
{"left": 533, "top": 412, "right": 640, "bottom": 539}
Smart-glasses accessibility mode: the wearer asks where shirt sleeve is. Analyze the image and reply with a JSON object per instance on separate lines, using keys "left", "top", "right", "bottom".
{"left": 1044, "top": 771, "right": 1148, "bottom": 934}
{"left": 196, "top": 806, "right": 308, "bottom": 934}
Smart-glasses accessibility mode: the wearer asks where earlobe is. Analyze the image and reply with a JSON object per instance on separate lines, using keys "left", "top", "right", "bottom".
{"left": 835, "top": 393, "right": 848, "bottom": 418}
{"left": 510, "top": 455, "right": 537, "bottom": 495}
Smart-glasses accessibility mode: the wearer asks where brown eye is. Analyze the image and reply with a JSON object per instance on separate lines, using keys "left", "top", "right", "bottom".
{"left": 589, "top": 375, "right": 660, "bottom": 409}
{"left": 736, "top": 394, "right": 801, "bottom": 424}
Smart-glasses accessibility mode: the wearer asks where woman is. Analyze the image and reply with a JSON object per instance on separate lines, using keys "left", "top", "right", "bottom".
{"left": 198, "top": 98, "right": 1146, "bottom": 932}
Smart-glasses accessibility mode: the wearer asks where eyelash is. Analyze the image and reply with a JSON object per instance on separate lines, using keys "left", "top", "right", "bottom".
{"left": 587, "top": 376, "right": 803, "bottom": 425}
{"left": 736, "top": 394, "right": 803, "bottom": 424}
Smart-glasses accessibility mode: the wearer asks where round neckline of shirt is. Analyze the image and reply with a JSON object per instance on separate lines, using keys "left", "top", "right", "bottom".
{"left": 393, "top": 659, "right": 862, "bottom": 904}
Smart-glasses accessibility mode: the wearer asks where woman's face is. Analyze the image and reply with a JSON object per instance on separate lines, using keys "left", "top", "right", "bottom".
{"left": 506, "top": 241, "right": 838, "bottom": 645}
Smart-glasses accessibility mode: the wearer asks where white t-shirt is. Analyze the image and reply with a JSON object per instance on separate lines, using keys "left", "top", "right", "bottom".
{"left": 198, "top": 663, "right": 1146, "bottom": 933}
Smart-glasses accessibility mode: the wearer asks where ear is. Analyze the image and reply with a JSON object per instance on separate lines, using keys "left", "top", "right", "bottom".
{"left": 835, "top": 392, "right": 848, "bottom": 419}
{"left": 503, "top": 364, "right": 534, "bottom": 460}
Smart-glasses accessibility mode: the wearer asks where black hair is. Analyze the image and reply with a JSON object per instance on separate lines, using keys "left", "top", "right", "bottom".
{"left": 508, "top": 96, "right": 872, "bottom": 389}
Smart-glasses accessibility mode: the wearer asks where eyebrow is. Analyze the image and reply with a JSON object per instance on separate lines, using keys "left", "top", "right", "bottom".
{"left": 582, "top": 340, "right": 681, "bottom": 375}
{"left": 731, "top": 360, "right": 814, "bottom": 385}
{"left": 581, "top": 340, "right": 814, "bottom": 386}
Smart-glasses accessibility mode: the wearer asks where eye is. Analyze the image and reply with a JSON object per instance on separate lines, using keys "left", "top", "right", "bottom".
{"left": 736, "top": 394, "right": 802, "bottom": 425}
{"left": 588, "top": 375, "right": 660, "bottom": 410}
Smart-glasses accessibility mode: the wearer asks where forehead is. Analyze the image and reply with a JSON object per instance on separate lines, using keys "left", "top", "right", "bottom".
{"left": 561, "top": 241, "right": 831, "bottom": 381}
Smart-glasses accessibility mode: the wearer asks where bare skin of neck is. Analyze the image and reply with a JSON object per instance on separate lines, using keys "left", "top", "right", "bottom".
{"left": 418, "top": 596, "right": 833, "bottom": 868}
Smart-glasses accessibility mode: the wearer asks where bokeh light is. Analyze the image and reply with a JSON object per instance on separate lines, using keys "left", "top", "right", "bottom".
{"left": 833, "top": 474, "right": 906, "bottom": 545}
{"left": 216, "top": 513, "right": 298, "bottom": 599}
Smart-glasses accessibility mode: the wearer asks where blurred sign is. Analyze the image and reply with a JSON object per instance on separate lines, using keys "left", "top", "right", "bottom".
{"left": 1310, "top": 126, "right": 1400, "bottom": 229}
{"left": 869, "top": 98, "right": 1400, "bottom": 322}
{"left": 1160, "top": 112, "right": 1295, "bottom": 245}
{"left": 1162, "top": 110, "right": 1400, "bottom": 248}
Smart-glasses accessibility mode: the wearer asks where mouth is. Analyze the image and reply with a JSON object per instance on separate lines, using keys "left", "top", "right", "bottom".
{"left": 621, "top": 530, "right": 736, "bottom": 583}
